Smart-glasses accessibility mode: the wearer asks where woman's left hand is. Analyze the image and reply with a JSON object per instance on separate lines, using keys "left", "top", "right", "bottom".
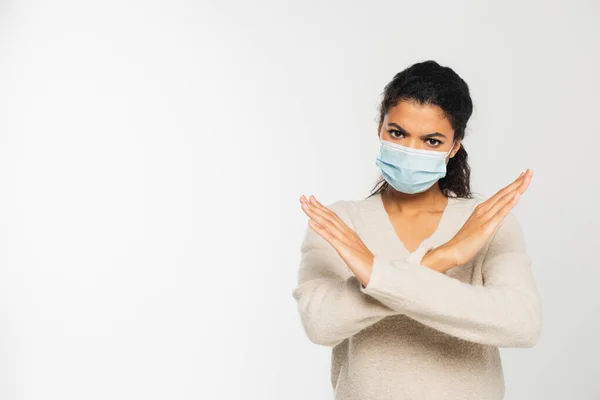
{"left": 423, "top": 169, "right": 533, "bottom": 272}
{"left": 300, "top": 194, "right": 374, "bottom": 285}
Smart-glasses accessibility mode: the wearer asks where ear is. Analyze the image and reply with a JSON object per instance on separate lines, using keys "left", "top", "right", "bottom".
{"left": 450, "top": 141, "right": 461, "bottom": 158}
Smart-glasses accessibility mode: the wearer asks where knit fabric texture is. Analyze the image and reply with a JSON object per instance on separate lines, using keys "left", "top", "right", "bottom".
{"left": 292, "top": 192, "right": 542, "bottom": 400}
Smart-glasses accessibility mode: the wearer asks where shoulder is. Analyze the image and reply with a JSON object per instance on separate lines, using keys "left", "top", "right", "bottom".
{"left": 323, "top": 198, "right": 353, "bottom": 213}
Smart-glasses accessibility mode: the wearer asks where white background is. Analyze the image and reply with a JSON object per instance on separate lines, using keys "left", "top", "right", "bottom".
{"left": 0, "top": 0, "right": 598, "bottom": 399}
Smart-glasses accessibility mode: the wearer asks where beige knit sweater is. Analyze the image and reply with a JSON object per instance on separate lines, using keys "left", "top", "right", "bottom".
{"left": 292, "top": 191, "right": 542, "bottom": 400}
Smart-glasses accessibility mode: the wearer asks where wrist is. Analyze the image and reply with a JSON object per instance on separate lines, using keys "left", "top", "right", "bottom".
{"left": 421, "top": 244, "right": 459, "bottom": 273}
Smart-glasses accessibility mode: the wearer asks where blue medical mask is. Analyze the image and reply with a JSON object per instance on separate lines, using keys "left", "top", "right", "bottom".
{"left": 375, "top": 133, "right": 456, "bottom": 194}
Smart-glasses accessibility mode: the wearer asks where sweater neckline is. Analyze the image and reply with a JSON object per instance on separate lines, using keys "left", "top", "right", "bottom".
{"left": 369, "top": 191, "right": 458, "bottom": 254}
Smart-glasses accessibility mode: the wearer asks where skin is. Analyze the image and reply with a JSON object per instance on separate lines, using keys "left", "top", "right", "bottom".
{"left": 299, "top": 100, "right": 533, "bottom": 286}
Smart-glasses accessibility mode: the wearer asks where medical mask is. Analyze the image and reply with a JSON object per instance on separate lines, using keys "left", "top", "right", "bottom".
{"left": 375, "top": 133, "right": 455, "bottom": 194}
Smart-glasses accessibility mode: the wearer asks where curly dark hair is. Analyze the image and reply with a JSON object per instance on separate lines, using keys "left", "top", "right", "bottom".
{"left": 368, "top": 60, "right": 475, "bottom": 199}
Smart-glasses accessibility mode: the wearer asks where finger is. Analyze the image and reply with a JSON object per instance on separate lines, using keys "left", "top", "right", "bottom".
{"left": 308, "top": 196, "right": 348, "bottom": 228}
{"left": 308, "top": 219, "right": 346, "bottom": 251}
{"left": 305, "top": 203, "right": 368, "bottom": 255}
{"left": 515, "top": 170, "right": 533, "bottom": 195}
{"left": 483, "top": 178, "right": 524, "bottom": 220}
{"left": 482, "top": 190, "right": 520, "bottom": 233}
{"left": 301, "top": 200, "right": 342, "bottom": 231}
{"left": 302, "top": 202, "right": 349, "bottom": 244}
{"left": 305, "top": 196, "right": 350, "bottom": 234}
{"left": 485, "top": 170, "right": 525, "bottom": 206}
{"left": 477, "top": 170, "right": 527, "bottom": 213}
{"left": 513, "top": 169, "right": 534, "bottom": 194}
{"left": 477, "top": 168, "right": 532, "bottom": 225}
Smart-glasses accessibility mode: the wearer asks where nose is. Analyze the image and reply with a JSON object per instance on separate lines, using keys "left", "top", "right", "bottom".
{"left": 404, "top": 138, "right": 420, "bottom": 149}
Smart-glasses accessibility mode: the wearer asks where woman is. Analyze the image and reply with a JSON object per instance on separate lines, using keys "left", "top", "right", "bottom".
{"left": 291, "top": 60, "right": 541, "bottom": 400}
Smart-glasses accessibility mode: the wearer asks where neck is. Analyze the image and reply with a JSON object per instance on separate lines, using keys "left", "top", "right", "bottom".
{"left": 382, "top": 183, "right": 447, "bottom": 215}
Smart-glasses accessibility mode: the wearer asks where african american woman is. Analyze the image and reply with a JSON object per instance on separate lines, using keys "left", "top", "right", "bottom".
{"left": 292, "top": 60, "right": 541, "bottom": 400}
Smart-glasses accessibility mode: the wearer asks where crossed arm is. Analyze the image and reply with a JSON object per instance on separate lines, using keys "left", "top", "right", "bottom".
{"left": 292, "top": 200, "right": 542, "bottom": 348}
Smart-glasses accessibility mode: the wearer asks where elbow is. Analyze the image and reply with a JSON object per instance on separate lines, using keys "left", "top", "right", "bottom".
{"left": 503, "top": 295, "right": 542, "bottom": 348}
{"left": 509, "top": 319, "right": 541, "bottom": 348}
{"left": 520, "top": 294, "right": 542, "bottom": 348}
{"left": 299, "top": 315, "right": 344, "bottom": 347}
{"left": 292, "top": 286, "right": 346, "bottom": 347}
{"left": 522, "top": 307, "right": 542, "bottom": 348}
{"left": 308, "top": 333, "right": 344, "bottom": 348}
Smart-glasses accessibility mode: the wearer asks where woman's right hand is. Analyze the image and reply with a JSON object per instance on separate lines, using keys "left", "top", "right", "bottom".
{"left": 423, "top": 169, "right": 533, "bottom": 272}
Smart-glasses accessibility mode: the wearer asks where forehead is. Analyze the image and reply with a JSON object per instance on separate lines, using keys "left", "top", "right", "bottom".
{"left": 385, "top": 100, "right": 454, "bottom": 135}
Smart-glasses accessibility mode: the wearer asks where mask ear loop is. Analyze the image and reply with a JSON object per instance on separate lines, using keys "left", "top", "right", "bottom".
{"left": 446, "top": 140, "right": 456, "bottom": 156}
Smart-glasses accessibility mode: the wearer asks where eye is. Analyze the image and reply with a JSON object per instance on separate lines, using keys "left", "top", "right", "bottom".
{"left": 388, "top": 129, "right": 404, "bottom": 139}
{"left": 426, "top": 138, "right": 442, "bottom": 147}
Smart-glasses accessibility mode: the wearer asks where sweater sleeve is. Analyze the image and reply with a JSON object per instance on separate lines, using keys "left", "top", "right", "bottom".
{"left": 360, "top": 212, "right": 542, "bottom": 348}
{"left": 292, "top": 200, "right": 398, "bottom": 347}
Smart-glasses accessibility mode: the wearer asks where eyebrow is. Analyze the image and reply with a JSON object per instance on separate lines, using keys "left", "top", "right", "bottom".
{"left": 387, "top": 122, "right": 447, "bottom": 139}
